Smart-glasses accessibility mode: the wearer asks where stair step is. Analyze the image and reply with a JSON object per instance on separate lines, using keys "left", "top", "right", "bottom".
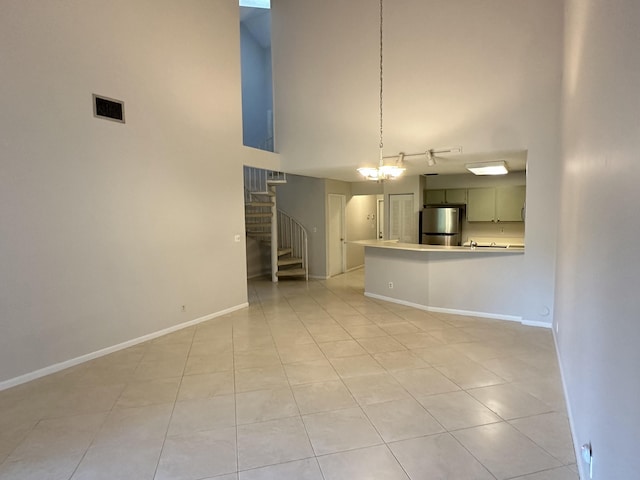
{"left": 251, "top": 190, "right": 276, "bottom": 197}
{"left": 247, "top": 232, "right": 271, "bottom": 238}
{"left": 245, "top": 212, "right": 273, "bottom": 218}
{"left": 278, "top": 257, "right": 303, "bottom": 267}
{"left": 276, "top": 268, "right": 306, "bottom": 277}
{"left": 278, "top": 248, "right": 293, "bottom": 257}
{"left": 247, "top": 201, "right": 274, "bottom": 207}
{"left": 246, "top": 222, "right": 271, "bottom": 228}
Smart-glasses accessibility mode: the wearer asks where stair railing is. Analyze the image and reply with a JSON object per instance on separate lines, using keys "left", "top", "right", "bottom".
{"left": 278, "top": 210, "right": 309, "bottom": 281}
{"left": 243, "top": 165, "right": 286, "bottom": 201}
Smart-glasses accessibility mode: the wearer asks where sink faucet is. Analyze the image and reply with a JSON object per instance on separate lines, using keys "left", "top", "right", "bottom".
{"left": 469, "top": 240, "right": 477, "bottom": 249}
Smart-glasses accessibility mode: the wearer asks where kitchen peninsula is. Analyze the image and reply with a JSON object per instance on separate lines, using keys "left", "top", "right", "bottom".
{"left": 353, "top": 239, "right": 527, "bottom": 324}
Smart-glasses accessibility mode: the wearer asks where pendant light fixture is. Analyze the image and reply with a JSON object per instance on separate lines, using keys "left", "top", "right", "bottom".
{"left": 358, "top": 0, "right": 405, "bottom": 181}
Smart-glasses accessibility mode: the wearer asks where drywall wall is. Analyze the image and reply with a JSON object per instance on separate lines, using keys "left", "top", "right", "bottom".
{"left": 271, "top": 0, "right": 563, "bottom": 325}
{"left": 0, "top": 0, "right": 280, "bottom": 385}
{"left": 555, "top": 0, "right": 640, "bottom": 477}
{"left": 365, "top": 248, "right": 525, "bottom": 320}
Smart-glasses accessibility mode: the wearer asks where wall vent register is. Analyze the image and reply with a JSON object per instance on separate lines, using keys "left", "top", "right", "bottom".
{"left": 93, "top": 94, "right": 125, "bottom": 123}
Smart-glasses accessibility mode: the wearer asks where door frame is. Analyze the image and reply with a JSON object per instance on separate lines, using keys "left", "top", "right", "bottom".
{"left": 327, "top": 194, "right": 346, "bottom": 277}
{"left": 376, "top": 196, "right": 385, "bottom": 239}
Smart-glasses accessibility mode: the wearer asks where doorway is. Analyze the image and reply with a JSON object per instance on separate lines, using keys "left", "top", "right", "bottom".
{"left": 328, "top": 194, "right": 346, "bottom": 277}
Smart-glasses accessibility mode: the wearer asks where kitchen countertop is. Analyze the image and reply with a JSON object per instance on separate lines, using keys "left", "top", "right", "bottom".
{"left": 351, "top": 239, "right": 525, "bottom": 254}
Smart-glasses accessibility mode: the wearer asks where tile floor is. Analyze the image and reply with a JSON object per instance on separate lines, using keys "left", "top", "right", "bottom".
{"left": 0, "top": 270, "right": 578, "bottom": 480}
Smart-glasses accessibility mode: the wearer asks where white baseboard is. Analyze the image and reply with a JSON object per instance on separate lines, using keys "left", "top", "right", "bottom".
{"left": 0, "top": 302, "right": 249, "bottom": 392}
{"left": 309, "top": 274, "right": 329, "bottom": 280}
{"left": 365, "top": 292, "right": 524, "bottom": 323}
{"left": 521, "top": 319, "right": 553, "bottom": 329}
{"left": 346, "top": 265, "right": 364, "bottom": 273}
{"left": 552, "top": 329, "right": 584, "bottom": 480}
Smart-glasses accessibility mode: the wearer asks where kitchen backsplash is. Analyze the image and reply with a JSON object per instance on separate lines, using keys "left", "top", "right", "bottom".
{"left": 461, "top": 218, "right": 525, "bottom": 245}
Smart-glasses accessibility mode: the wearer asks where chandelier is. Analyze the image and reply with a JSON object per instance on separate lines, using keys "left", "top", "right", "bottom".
{"left": 358, "top": 0, "right": 405, "bottom": 181}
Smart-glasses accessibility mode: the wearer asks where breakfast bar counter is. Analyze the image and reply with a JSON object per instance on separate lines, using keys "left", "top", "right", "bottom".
{"left": 353, "top": 239, "right": 527, "bottom": 323}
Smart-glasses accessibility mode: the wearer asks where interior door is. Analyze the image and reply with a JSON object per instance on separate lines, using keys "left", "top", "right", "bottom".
{"left": 389, "top": 193, "right": 416, "bottom": 243}
{"left": 328, "top": 194, "right": 346, "bottom": 277}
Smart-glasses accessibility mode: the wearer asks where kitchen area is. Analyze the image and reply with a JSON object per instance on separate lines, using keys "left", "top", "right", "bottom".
{"left": 419, "top": 156, "right": 526, "bottom": 249}
{"left": 354, "top": 152, "right": 530, "bottom": 324}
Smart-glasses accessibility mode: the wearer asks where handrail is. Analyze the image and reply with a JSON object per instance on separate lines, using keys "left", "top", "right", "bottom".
{"left": 278, "top": 210, "right": 309, "bottom": 281}
{"left": 243, "top": 165, "right": 286, "bottom": 202}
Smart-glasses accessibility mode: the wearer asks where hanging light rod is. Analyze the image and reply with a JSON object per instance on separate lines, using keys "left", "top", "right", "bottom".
{"left": 380, "top": 147, "right": 462, "bottom": 161}
{"left": 359, "top": 146, "right": 463, "bottom": 180}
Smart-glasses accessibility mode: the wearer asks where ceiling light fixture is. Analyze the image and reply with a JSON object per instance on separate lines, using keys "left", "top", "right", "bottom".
{"left": 465, "top": 160, "right": 509, "bottom": 175}
{"left": 358, "top": 0, "right": 405, "bottom": 181}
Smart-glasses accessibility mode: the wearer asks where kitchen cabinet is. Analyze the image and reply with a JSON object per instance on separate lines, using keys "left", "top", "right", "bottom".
{"left": 445, "top": 188, "right": 467, "bottom": 204}
{"left": 467, "top": 185, "right": 525, "bottom": 222}
{"left": 496, "top": 186, "right": 526, "bottom": 222}
{"left": 425, "top": 189, "right": 445, "bottom": 205}
{"left": 424, "top": 188, "right": 467, "bottom": 205}
{"left": 467, "top": 188, "right": 496, "bottom": 221}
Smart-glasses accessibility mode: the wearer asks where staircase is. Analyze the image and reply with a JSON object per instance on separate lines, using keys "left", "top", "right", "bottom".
{"left": 244, "top": 166, "right": 308, "bottom": 282}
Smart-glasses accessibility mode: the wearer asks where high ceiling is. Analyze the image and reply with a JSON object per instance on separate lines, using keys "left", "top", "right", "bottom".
{"left": 280, "top": 149, "right": 528, "bottom": 183}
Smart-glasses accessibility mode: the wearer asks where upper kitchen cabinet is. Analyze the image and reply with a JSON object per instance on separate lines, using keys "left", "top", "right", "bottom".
{"left": 496, "top": 186, "right": 526, "bottom": 222}
{"left": 445, "top": 188, "right": 467, "bottom": 204}
{"left": 467, "top": 186, "right": 525, "bottom": 222}
{"left": 425, "top": 189, "right": 446, "bottom": 205}
{"left": 424, "top": 188, "right": 467, "bottom": 205}
{"left": 467, "top": 188, "right": 496, "bottom": 221}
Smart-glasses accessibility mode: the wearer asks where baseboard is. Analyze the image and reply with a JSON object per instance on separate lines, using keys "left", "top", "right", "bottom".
{"left": 521, "top": 319, "right": 553, "bottom": 329}
{"left": 309, "top": 274, "right": 329, "bottom": 280}
{"left": 346, "top": 265, "right": 364, "bottom": 273}
{"left": 552, "top": 329, "right": 584, "bottom": 480}
{"left": 0, "top": 302, "right": 249, "bottom": 392}
{"left": 364, "top": 292, "right": 523, "bottom": 323}
{"left": 247, "top": 271, "right": 270, "bottom": 280}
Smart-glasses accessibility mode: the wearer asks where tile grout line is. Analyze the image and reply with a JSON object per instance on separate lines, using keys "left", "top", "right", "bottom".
{"left": 150, "top": 328, "right": 196, "bottom": 480}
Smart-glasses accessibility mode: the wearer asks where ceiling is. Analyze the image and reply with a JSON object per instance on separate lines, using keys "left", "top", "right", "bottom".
{"left": 280, "top": 149, "right": 528, "bottom": 183}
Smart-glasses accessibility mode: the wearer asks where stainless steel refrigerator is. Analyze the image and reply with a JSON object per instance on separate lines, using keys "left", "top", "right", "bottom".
{"left": 421, "top": 206, "right": 463, "bottom": 246}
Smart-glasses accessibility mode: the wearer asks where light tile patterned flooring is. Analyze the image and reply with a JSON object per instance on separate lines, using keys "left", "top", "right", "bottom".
{"left": 0, "top": 270, "right": 578, "bottom": 479}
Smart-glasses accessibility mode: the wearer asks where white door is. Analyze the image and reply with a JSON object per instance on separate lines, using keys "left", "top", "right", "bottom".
{"left": 328, "top": 194, "right": 346, "bottom": 277}
{"left": 389, "top": 194, "right": 416, "bottom": 243}
{"left": 377, "top": 198, "right": 384, "bottom": 239}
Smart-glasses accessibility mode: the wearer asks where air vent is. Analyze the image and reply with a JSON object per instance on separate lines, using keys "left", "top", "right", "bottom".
{"left": 93, "top": 94, "right": 125, "bottom": 123}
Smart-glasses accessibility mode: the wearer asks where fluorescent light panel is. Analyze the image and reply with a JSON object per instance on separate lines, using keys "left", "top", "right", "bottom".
{"left": 465, "top": 160, "right": 508, "bottom": 175}
{"left": 239, "top": 0, "right": 270, "bottom": 8}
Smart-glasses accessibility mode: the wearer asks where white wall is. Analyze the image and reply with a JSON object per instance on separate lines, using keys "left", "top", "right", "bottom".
{"left": 272, "top": 0, "right": 564, "bottom": 325}
{"left": 0, "top": 0, "right": 280, "bottom": 386}
{"left": 365, "top": 248, "right": 525, "bottom": 321}
{"left": 555, "top": 0, "right": 640, "bottom": 477}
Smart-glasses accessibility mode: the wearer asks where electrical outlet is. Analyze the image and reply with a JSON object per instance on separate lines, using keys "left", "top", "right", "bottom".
{"left": 581, "top": 443, "right": 593, "bottom": 478}
{"left": 388, "top": 282, "right": 394, "bottom": 289}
